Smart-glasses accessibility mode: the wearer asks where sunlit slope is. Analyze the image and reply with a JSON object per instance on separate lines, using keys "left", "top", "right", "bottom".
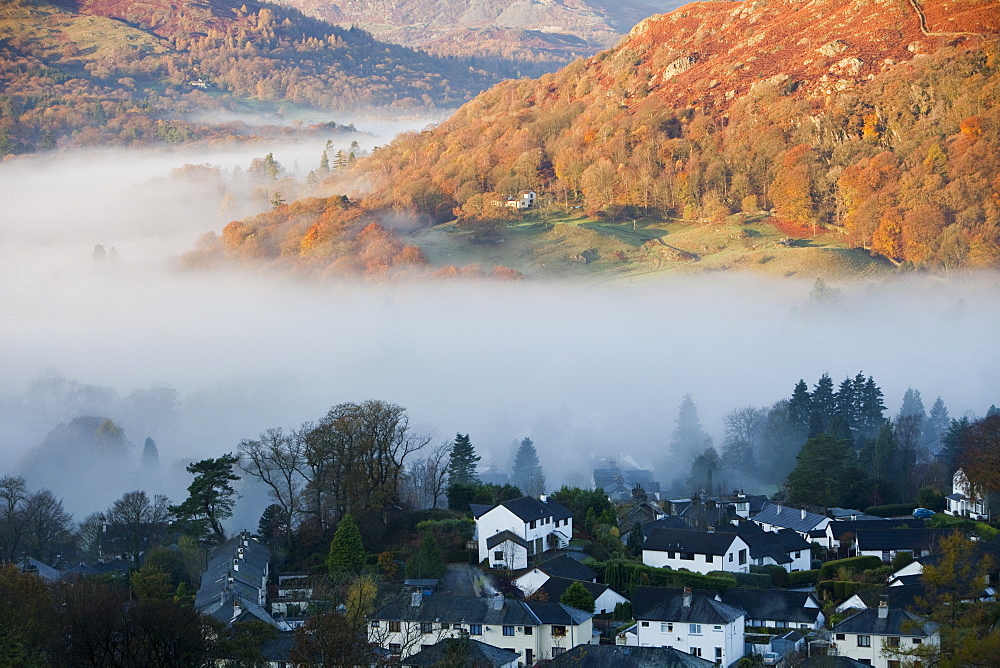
{"left": 193, "top": 0, "right": 1000, "bottom": 278}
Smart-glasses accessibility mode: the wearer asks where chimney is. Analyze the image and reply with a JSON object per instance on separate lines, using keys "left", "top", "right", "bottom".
{"left": 540, "top": 494, "right": 547, "bottom": 502}
{"left": 232, "top": 594, "right": 242, "bottom": 621}
{"left": 878, "top": 596, "right": 889, "bottom": 619}
{"left": 410, "top": 591, "right": 422, "bottom": 607}
{"left": 801, "top": 508, "right": 806, "bottom": 520}
{"left": 682, "top": 587, "right": 692, "bottom": 608}
{"left": 776, "top": 504, "right": 782, "bottom": 514}
{"left": 232, "top": 558, "right": 239, "bottom": 572}
{"left": 707, "top": 526, "right": 715, "bottom": 534}
{"left": 493, "top": 593, "right": 504, "bottom": 610}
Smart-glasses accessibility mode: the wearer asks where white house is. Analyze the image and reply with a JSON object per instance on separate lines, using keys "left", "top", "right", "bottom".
{"left": 368, "top": 593, "right": 595, "bottom": 663}
{"left": 475, "top": 496, "right": 573, "bottom": 567}
{"left": 716, "top": 521, "right": 812, "bottom": 572}
{"left": 945, "top": 468, "right": 997, "bottom": 520}
{"left": 631, "top": 587, "right": 745, "bottom": 666}
{"left": 513, "top": 555, "right": 597, "bottom": 596}
{"left": 194, "top": 531, "right": 279, "bottom": 629}
{"left": 752, "top": 503, "right": 830, "bottom": 539}
{"left": 533, "top": 576, "right": 629, "bottom": 616}
{"left": 642, "top": 527, "right": 750, "bottom": 574}
{"left": 852, "top": 528, "right": 957, "bottom": 563}
{"left": 830, "top": 601, "right": 939, "bottom": 668}
{"left": 719, "top": 587, "right": 825, "bottom": 630}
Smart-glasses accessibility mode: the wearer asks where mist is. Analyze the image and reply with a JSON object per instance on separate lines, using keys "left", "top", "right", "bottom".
{"left": 2, "top": 119, "right": 998, "bottom": 531}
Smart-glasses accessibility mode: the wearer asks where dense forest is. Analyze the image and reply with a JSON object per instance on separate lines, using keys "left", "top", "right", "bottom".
{"left": 0, "top": 0, "right": 504, "bottom": 154}
{"left": 198, "top": 0, "right": 1000, "bottom": 274}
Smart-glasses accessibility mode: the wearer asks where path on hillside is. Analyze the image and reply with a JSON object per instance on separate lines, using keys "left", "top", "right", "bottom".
{"left": 908, "top": 0, "right": 989, "bottom": 37}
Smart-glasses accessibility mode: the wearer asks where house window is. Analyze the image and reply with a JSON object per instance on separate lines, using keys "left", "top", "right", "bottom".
{"left": 371, "top": 620, "right": 379, "bottom": 628}
{"left": 469, "top": 624, "right": 482, "bottom": 635}
{"left": 858, "top": 635, "right": 871, "bottom": 647}
{"left": 836, "top": 633, "right": 845, "bottom": 640}
{"left": 440, "top": 623, "right": 449, "bottom": 630}
{"left": 503, "top": 626, "right": 514, "bottom": 636}
{"left": 689, "top": 624, "right": 702, "bottom": 635}
{"left": 705, "top": 554, "right": 713, "bottom": 562}
{"left": 661, "top": 623, "right": 673, "bottom": 632}
{"left": 714, "top": 625, "right": 722, "bottom": 631}
{"left": 530, "top": 520, "right": 536, "bottom": 529}
{"left": 641, "top": 622, "right": 649, "bottom": 627}
{"left": 552, "top": 647, "right": 566, "bottom": 657}
{"left": 494, "top": 551, "right": 504, "bottom": 561}
{"left": 553, "top": 625, "right": 567, "bottom": 637}
{"left": 691, "top": 647, "right": 702, "bottom": 657}
{"left": 668, "top": 551, "right": 676, "bottom": 559}
{"left": 913, "top": 638, "right": 922, "bottom": 644}
{"left": 728, "top": 552, "right": 733, "bottom": 562}
{"left": 716, "top": 647, "right": 723, "bottom": 660}
{"left": 739, "top": 549, "right": 747, "bottom": 565}
{"left": 795, "top": 551, "right": 801, "bottom": 558}
{"left": 887, "top": 637, "right": 900, "bottom": 647}
{"left": 389, "top": 643, "right": 401, "bottom": 655}
{"left": 388, "top": 621, "right": 401, "bottom": 633}
{"left": 681, "top": 552, "right": 694, "bottom": 560}
{"left": 421, "top": 622, "right": 433, "bottom": 634}
{"left": 524, "top": 626, "right": 533, "bottom": 635}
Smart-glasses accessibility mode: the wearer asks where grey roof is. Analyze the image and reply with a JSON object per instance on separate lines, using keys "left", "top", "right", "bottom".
{"left": 19, "top": 557, "right": 61, "bottom": 581}
{"left": 470, "top": 504, "right": 494, "bottom": 518}
{"left": 487, "top": 530, "right": 528, "bottom": 550}
{"left": 404, "top": 579, "right": 440, "bottom": 587}
{"left": 640, "top": 515, "right": 690, "bottom": 537}
{"left": 828, "top": 519, "right": 925, "bottom": 539}
{"left": 533, "top": 554, "right": 597, "bottom": 581}
{"left": 631, "top": 586, "right": 721, "bottom": 618}
{"left": 258, "top": 633, "right": 297, "bottom": 661}
{"left": 754, "top": 503, "right": 827, "bottom": 533}
{"left": 487, "top": 496, "right": 573, "bottom": 523}
{"left": 716, "top": 521, "right": 810, "bottom": 564}
{"left": 402, "top": 638, "right": 520, "bottom": 667}
{"left": 195, "top": 532, "right": 274, "bottom": 628}
{"left": 643, "top": 527, "right": 742, "bottom": 556}
{"left": 533, "top": 577, "right": 617, "bottom": 605}
{"left": 832, "top": 607, "right": 938, "bottom": 637}
{"left": 847, "top": 584, "right": 927, "bottom": 612}
{"left": 370, "top": 595, "right": 592, "bottom": 627}
{"left": 719, "top": 587, "right": 822, "bottom": 624}
{"left": 546, "top": 644, "right": 716, "bottom": 668}
{"left": 798, "top": 658, "right": 870, "bottom": 668}
{"left": 853, "top": 528, "right": 960, "bottom": 552}
{"left": 640, "top": 592, "right": 744, "bottom": 625}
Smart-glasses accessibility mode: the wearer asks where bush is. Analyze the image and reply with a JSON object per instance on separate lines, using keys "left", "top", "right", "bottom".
{"left": 786, "top": 569, "right": 821, "bottom": 587}
{"left": 751, "top": 564, "right": 787, "bottom": 588}
{"left": 917, "top": 487, "right": 947, "bottom": 513}
{"left": 706, "top": 571, "right": 739, "bottom": 581}
{"left": 819, "top": 556, "right": 884, "bottom": 580}
{"left": 444, "top": 549, "right": 476, "bottom": 565}
{"left": 863, "top": 503, "right": 917, "bottom": 517}
{"left": 732, "top": 570, "right": 775, "bottom": 588}
{"left": 818, "top": 580, "right": 865, "bottom": 601}
{"left": 584, "top": 543, "right": 612, "bottom": 562}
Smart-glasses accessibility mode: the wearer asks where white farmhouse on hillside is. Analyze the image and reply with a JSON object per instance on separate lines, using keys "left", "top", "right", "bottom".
{"left": 474, "top": 496, "right": 573, "bottom": 569}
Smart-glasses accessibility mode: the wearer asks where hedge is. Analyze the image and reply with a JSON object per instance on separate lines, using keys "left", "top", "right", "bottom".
{"left": 819, "top": 556, "right": 884, "bottom": 580}
{"left": 731, "top": 571, "right": 775, "bottom": 588}
{"left": 786, "top": 569, "right": 821, "bottom": 587}
{"left": 817, "top": 580, "right": 865, "bottom": 601}
{"left": 444, "top": 549, "right": 477, "bottom": 565}
{"left": 863, "top": 503, "right": 917, "bottom": 517}
{"left": 750, "top": 564, "right": 787, "bottom": 588}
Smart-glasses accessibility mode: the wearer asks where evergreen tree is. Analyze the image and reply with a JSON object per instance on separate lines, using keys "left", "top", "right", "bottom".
{"left": 788, "top": 380, "right": 812, "bottom": 431}
{"left": 559, "top": 581, "right": 595, "bottom": 613}
{"left": 857, "top": 376, "right": 887, "bottom": 440}
{"left": 834, "top": 376, "right": 857, "bottom": 433}
{"left": 327, "top": 513, "right": 365, "bottom": 579}
{"left": 142, "top": 437, "right": 159, "bottom": 467}
{"left": 786, "top": 434, "right": 858, "bottom": 507}
{"left": 511, "top": 437, "right": 545, "bottom": 497}
{"left": 689, "top": 447, "right": 721, "bottom": 494}
{"left": 169, "top": 453, "right": 240, "bottom": 544}
{"left": 988, "top": 405, "right": 1000, "bottom": 418}
{"left": 927, "top": 397, "right": 951, "bottom": 443}
{"left": 319, "top": 150, "right": 330, "bottom": 172}
{"left": 447, "top": 433, "right": 480, "bottom": 486}
{"left": 671, "top": 394, "right": 710, "bottom": 464}
{"left": 898, "top": 387, "right": 926, "bottom": 443}
{"left": 405, "top": 533, "right": 445, "bottom": 579}
{"left": 940, "top": 417, "right": 971, "bottom": 472}
{"left": 809, "top": 373, "right": 836, "bottom": 435}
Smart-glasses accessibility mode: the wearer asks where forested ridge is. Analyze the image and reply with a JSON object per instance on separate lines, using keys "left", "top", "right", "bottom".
{"left": 202, "top": 0, "right": 1000, "bottom": 275}
{"left": 0, "top": 0, "right": 504, "bottom": 154}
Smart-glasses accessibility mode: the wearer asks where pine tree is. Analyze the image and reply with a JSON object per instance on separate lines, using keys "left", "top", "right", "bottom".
{"left": 788, "top": 379, "right": 812, "bottom": 430}
{"left": 898, "top": 388, "right": 927, "bottom": 443}
{"left": 857, "top": 376, "right": 887, "bottom": 440}
{"left": 327, "top": 513, "right": 365, "bottom": 579}
{"left": 560, "top": 580, "right": 595, "bottom": 613}
{"left": 447, "top": 433, "right": 480, "bottom": 486}
{"left": 834, "top": 376, "right": 857, "bottom": 432}
{"left": 927, "top": 397, "right": 950, "bottom": 443}
{"left": 988, "top": 405, "right": 1000, "bottom": 418}
{"left": 319, "top": 150, "right": 330, "bottom": 172}
{"left": 511, "top": 437, "right": 545, "bottom": 497}
{"left": 142, "top": 437, "right": 159, "bottom": 467}
{"left": 786, "top": 434, "right": 858, "bottom": 507}
{"left": 168, "top": 453, "right": 240, "bottom": 544}
{"left": 671, "top": 394, "right": 710, "bottom": 464}
{"left": 940, "top": 417, "right": 971, "bottom": 472}
{"left": 809, "top": 373, "right": 836, "bottom": 435}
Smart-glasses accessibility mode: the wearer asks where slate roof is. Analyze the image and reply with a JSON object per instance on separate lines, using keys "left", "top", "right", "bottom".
{"left": 846, "top": 584, "right": 928, "bottom": 612}
{"left": 195, "top": 532, "right": 276, "bottom": 628}
{"left": 370, "top": 595, "right": 592, "bottom": 627}
{"left": 643, "top": 527, "right": 742, "bottom": 556}
{"left": 631, "top": 586, "right": 721, "bottom": 618}
{"left": 486, "top": 530, "right": 528, "bottom": 550}
{"left": 754, "top": 503, "right": 827, "bottom": 533}
{"left": 853, "top": 528, "right": 960, "bottom": 552}
{"left": 832, "top": 607, "right": 938, "bottom": 637}
{"left": 470, "top": 504, "right": 494, "bottom": 518}
{"left": 640, "top": 515, "right": 690, "bottom": 538}
{"left": 719, "top": 587, "right": 822, "bottom": 624}
{"left": 533, "top": 576, "right": 618, "bottom": 605}
{"left": 798, "top": 657, "right": 870, "bottom": 668}
{"left": 402, "top": 638, "right": 520, "bottom": 667}
{"left": 546, "top": 644, "right": 716, "bottom": 668}
{"left": 827, "top": 519, "right": 926, "bottom": 540}
{"left": 640, "top": 591, "right": 745, "bottom": 625}
{"left": 715, "top": 521, "right": 810, "bottom": 564}
{"left": 533, "top": 554, "right": 597, "bottom": 581}
{"left": 487, "top": 496, "right": 573, "bottom": 523}
{"left": 19, "top": 557, "right": 61, "bottom": 581}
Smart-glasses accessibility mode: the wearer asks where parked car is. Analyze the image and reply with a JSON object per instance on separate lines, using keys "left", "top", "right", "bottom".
{"left": 913, "top": 508, "right": 935, "bottom": 519}
{"left": 763, "top": 652, "right": 780, "bottom": 665}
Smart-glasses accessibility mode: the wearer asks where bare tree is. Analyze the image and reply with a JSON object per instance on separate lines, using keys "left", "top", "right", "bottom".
{"left": 105, "top": 490, "right": 170, "bottom": 563}
{"left": 238, "top": 427, "right": 305, "bottom": 546}
{"left": 404, "top": 441, "right": 451, "bottom": 509}
{"left": 0, "top": 475, "right": 31, "bottom": 562}
{"left": 722, "top": 406, "right": 766, "bottom": 472}
{"left": 23, "top": 489, "right": 72, "bottom": 563}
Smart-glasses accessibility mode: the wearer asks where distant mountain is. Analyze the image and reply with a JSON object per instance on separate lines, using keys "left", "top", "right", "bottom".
{"left": 190, "top": 0, "right": 1000, "bottom": 277}
{"left": 274, "top": 0, "right": 692, "bottom": 69}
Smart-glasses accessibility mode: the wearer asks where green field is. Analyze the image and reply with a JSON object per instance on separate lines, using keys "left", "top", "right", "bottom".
{"left": 407, "top": 210, "right": 895, "bottom": 283}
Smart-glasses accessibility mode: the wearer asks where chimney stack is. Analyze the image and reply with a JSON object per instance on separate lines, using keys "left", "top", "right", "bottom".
{"left": 776, "top": 504, "right": 782, "bottom": 514}
{"left": 682, "top": 587, "right": 692, "bottom": 608}
{"left": 878, "top": 595, "right": 889, "bottom": 619}
{"left": 410, "top": 591, "right": 422, "bottom": 607}
{"left": 493, "top": 593, "right": 504, "bottom": 610}
{"left": 801, "top": 508, "right": 806, "bottom": 520}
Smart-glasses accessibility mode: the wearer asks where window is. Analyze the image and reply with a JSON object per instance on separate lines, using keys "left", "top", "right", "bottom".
{"left": 714, "top": 625, "right": 722, "bottom": 631}
{"left": 689, "top": 624, "right": 702, "bottom": 635}
{"left": 690, "top": 647, "right": 702, "bottom": 657}
{"left": 912, "top": 638, "right": 922, "bottom": 644}
{"left": 795, "top": 551, "right": 801, "bottom": 558}
{"left": 389, "top": 643, "right": 401, "bottom": 655}
{"left": 388, "top": 621, "right": 401, "bottom": 633}
{"left": 887, "top": 637, "right": 900, "bottom": 647}
{"left": 835, "top": 633, "right": 845, "bottom": 640}
{"left": 440, "top": 623, "right": 449, "bottom": 630}
{"left": 641, "top": 622, "right": 649, "bottom": 627}
{"left": 553, "top": 625, "right": 567, "bottom": 637}
{"left": 858, "top": 635, "right": 871, "bottom": 647}
{"left": 469, "top": 624, "right": 482, "bottom": 636}
{"left": 668, "top": 551, "right": 676, "bottom": 559}
{"left": 661, "top": 623, "right": 673, "bottom": 632}
{"left": 371, "top": 620, "right": 379, "bottom": 628}
{"left": 494, "top": 551, "right": 503, "bottom": 561}
{"left": 728, "top": 552, "right": 733, "bottom": 562}
{"left": 681, "top": 552, "right": 694, "bottom": 560}
{"left": 530, "top": 520, "right": 536, "bottom": 529}
{"left": 523, "top": 626, "right": 533, "bottom": 636}
{"left": 420, "top": 622, "right": 432, "bottom": 634}
{"left": 552, "top": 647, "right": 566, "bottom": 657}
{"left": 503, "top": 626, "right": 514, "bottom": 636}
{"left": 716, "top": 647, "right": 723, "bottom": 660}
{"left": 739, "top": 549, "right": 747, "bottom": 565}
{"left": 705, "top": 554, "right": 713, "bottom": 562}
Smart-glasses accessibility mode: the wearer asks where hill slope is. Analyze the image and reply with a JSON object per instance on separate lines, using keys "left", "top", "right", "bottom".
{"left": 188, "top": 0, "right": 1000, "bottom": 278}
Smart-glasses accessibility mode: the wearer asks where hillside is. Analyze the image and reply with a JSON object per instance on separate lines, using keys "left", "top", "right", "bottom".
{"left": 0, "top": 0, "right": 502, "bottom": 154}
{"left": 187, "top": 0, "right": 1000, "bottom": 278}
{"left": 274, "top": 0, "right": 691, "bottom": 70}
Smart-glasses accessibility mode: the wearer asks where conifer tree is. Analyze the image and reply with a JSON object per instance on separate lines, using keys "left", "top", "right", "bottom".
{"left": 142, "top": 437, "right": 159, "bottom": 467}
{"left": 857, "top": 376, "right": 887, "bottom": 439}
{"left": 511, "top": 437, "right": 545, "bottom": 497}
{"left": 169, "top": 453, "right": 240, "bottom": 544}
{"left": 786, "top": 434, "right": 858, "bottom": 507}
{"left": 927, "top": 397, "right": 951, "bottom": 443}
{"left": 560, "top": 581, "right": 595, "bottom": 613}
{"left": 405, "top": 533, "right": 445, "bottom": 579}
{"left": 327, "top": 513, "right": 365, "bottom": 579}
{"left": 788, "top": 379, "right": 812, "bottom": 431}
{"left": 809, "top": 373, "right": 836, "bottom": 436}
{"left": 898, "top": 387, "right": 927, "bottom": 443}
{"left": 447, "top": 433, "right": 480, "bottom": 486}
{"left": 671, "top": 395, "right": 710, "bottom": 464}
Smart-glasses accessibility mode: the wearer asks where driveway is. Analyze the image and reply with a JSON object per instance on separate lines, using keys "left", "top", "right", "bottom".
{"left": 442, "top": 563, "right": 485, "bottom": 598}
